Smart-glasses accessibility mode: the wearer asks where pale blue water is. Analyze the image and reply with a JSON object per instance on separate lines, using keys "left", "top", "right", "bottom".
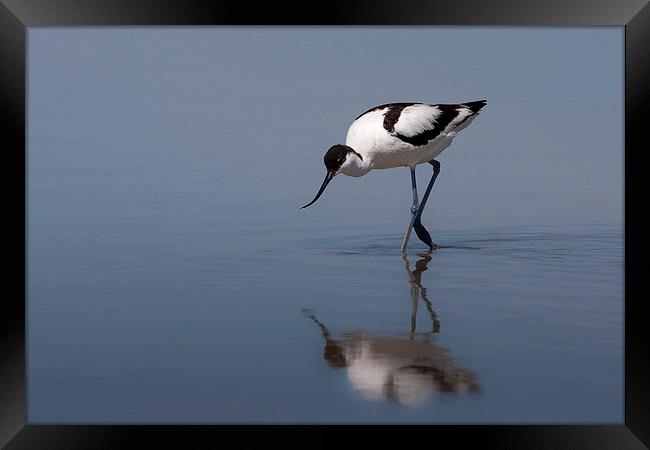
{"left": 27, "top": 27, "right": 623, "bottom": 423}
{"left": 27, "top": 183, "right": 623, "bottom": 422}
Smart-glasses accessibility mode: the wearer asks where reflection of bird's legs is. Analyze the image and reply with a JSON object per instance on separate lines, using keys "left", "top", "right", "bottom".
{"left": 402, "top": 255, "right": 418, "bottom": 340}
{"left": 411, "top": 253, "right": 439, "bottom": 332}
{"left": 420, "top": 287, "right": 440, "bottom": 333}
{"left": 410, "top": 283, "right": 419, "bottom": 341}
{"left": 412, "top": 253, "right": 432, "bottom": 284}
{"left": 404, "top": 253, "right": 439, "bottom": 335}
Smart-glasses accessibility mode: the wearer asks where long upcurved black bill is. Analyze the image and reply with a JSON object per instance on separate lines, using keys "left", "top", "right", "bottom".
{"left": 300, "top": 171, "right": 335, "bottom": 209}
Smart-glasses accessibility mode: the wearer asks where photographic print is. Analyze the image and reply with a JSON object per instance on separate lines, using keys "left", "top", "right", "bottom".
{"left": 26, "top": 26, "right": 624, "bottom": 424}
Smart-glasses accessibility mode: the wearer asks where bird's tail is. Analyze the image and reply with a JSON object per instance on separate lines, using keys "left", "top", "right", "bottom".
{"left": 462, "top": 100, "right": 487, "bottom": 113}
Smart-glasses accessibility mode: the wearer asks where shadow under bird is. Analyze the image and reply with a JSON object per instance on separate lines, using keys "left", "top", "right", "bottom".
{"left": 301, "top": 100, "right": 487, "bottom": 253}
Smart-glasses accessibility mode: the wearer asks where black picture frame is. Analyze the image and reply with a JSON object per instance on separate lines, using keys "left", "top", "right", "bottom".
{"left": 2, "top": 0, "right": 648, "bottom": 447}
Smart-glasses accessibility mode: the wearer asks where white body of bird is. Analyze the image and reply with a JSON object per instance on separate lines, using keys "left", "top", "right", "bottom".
{"left": 338, "top": 102, "right": 482, "bottom": 177}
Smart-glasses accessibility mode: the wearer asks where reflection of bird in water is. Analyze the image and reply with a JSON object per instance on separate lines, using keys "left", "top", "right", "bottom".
{"left": 303, "top": 254, "right": 479, "bottom": 406}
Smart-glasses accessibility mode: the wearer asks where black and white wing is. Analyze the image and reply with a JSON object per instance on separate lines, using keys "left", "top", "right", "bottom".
{"left": 383, "top": 100, "right": 486, "bottom": 147}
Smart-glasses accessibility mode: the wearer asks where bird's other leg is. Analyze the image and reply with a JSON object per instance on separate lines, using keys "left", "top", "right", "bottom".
{"left": 413, "top": 160, "right": 441, "bottom": 250}
{"left": 400, "top": 167, "right": 419, "bottom": 254}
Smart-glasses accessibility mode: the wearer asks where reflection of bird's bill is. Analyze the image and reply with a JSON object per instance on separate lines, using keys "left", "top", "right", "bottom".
{"left": 300, "top": 171, "right": 335, "bottom": 209}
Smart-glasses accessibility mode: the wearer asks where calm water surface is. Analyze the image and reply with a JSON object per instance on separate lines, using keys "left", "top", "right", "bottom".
{"left": 28, "top": 191, "right": 623, "bottom": 422}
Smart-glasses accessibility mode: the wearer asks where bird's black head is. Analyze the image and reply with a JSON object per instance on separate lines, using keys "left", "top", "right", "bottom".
{"left": 323, "top": 144, "right": 354, "bottom": 173}
{"left": 301, "top": 144, "right": 360, "bottom": 209}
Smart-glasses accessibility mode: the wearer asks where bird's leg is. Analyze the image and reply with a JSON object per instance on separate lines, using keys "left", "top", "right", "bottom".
{"left": 413, "top": 160, "right": 441, "bottom": 250}
{"left": 400, "top": 167, "right": 419, "bottom": 254}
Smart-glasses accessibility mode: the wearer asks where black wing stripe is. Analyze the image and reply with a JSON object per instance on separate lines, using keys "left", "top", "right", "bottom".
{"left": 394, "top": 104, "right": 461, "bottom": 147}
{"left": 383, "top": 104, "right": 411, "bottom": 132}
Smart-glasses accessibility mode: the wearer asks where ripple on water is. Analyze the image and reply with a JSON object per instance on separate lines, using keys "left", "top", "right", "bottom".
{"left": 302, "top": 228, "right": 623, "bottom": 266}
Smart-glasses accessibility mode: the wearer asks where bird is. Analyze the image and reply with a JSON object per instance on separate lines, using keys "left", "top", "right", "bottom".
{"left": 301, "top": 100, "right": 487, "bottom": 253}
